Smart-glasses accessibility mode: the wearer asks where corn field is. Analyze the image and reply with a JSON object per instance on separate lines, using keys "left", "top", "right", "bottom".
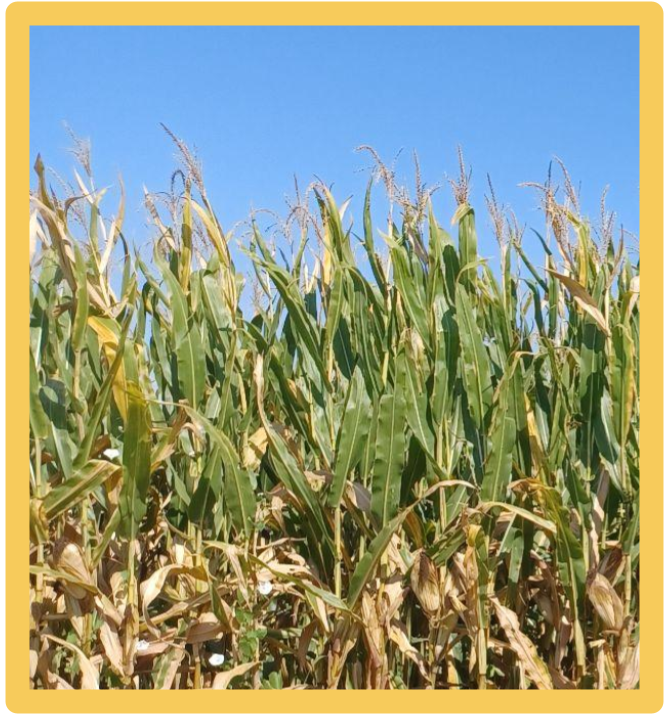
{"left": 29, "top": 143, "right": 640, "bottom": 690}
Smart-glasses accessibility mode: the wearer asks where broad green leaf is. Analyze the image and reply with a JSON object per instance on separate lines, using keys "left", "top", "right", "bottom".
{"left": 480, "top": 415, "right": 516, "bottom": 503}
{"left": 154, "top": 245, "right": 206, "bottom": 408}
{"left": 43, "top": 460, "right": 120, "bottom": 520}
{"left": 328, "top": 367, "right": 371, "bottom": 508}
{"left": 182, "top": 407, "right": 256, "bottom": 538}
{"left": 118, "top": 383, "right": 152, "bottom": 540}
{"left": 371, "top": 361, "right": 407, "bottom": 526}
{"left": 454, "top": 285, "right": 493, "bottom": 429}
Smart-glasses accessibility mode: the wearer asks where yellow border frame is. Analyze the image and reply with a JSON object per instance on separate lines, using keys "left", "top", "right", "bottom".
{"left": 8, "top": 2, "right": 663, "bottom": 712}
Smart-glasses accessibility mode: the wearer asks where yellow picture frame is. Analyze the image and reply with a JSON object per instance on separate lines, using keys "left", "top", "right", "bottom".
{"left": 5, "top": 1, "right": 664, "bottom": 714}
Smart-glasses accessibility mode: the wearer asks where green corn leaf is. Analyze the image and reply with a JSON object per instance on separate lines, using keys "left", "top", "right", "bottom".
{"left": 43, "top": 459, "right": 120, "bottom": 520}
{"left": 328, "top": 367, "right": 371, "bottom": 508}
{"left": 455, "top": 284, "right": 493, "bottom": 429}
{"left": 118, "top": 382, "right": 152, "bottom": 541}
{"left": 371, "top": 360, "right": 407, "bottom": 526}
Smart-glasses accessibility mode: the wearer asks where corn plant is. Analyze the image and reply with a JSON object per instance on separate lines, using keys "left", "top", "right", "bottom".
{"left": 29, "top": 144, "right": 639, "bottom": 690}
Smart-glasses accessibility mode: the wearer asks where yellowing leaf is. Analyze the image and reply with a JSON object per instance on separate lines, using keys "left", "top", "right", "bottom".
{"left": 547, "top": 269, "right": 610, "bottom": 336}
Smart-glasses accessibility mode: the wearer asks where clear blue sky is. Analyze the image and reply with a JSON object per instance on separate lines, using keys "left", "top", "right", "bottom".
{"left": 30, "top": 25, "right": 639, "bottom": 288}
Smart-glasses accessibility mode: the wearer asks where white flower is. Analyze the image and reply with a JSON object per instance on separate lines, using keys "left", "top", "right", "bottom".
{"left": 103, "top": 448, "right": 120, "bottom": 460}
{"left": 257, "top": 580, "right": 272, "bottom": 596}
{"left": 136, "top": 639, "right": 150, "bottom": 651}
{"left": 208, "top": 653, "right": 225, "bottom": 667}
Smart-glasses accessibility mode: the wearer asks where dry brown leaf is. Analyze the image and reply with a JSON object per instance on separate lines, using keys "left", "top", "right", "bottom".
{"left": 136, "top": 632, "right": 178, "bottom": 658}
{"left": 153, "top": 646, "right": 186, "bottom": 689}
{"left": 64, "top": 593, "right": 89, "bottom": 642}
{"left": 99, "top": 616, "right": 125, "bottom": 677}
{"left": 327, "top": 616, "right": 359, "bottom": 689}
{"left": 140, "top": 564, "right": 207, "bottom": 636}
{"left": 304, "top": 470, "right": 330, "bottom": 492}
{"left": 297, "top": 619, "right": 319, "bottom": 672}
{"left": 186, "top": 612, "right": 224, "bottom": 643}
{"left": 548, "top": 665, "right": 577, "bottom": 689}
{"left": 44, "top": 634, "right": 99, "bottom": 689}
{"left": 490, "top": 597, "right": 553, "bottom": 690}
{"left": 211, "top": 661, "right": 259, "bottom": 689}
{"left": 618, "top": 640, "right": 639, "bottom": 689}
{"left": 94, "top": 593, "right": 124, "bottom": 627}
{"left": 388, "top": 619, "right": 430, "bottom": 680}
{"left": 52, "top": 539, "right": 94, "bottom": 600}
{"left": 29, "top": 646, "right": 39, "bottom": 681}
{"left": 242, "top": 426, "right": 268, "bottom": 469}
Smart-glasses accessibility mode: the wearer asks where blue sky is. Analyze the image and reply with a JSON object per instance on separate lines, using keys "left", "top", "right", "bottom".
{"left": 30, "top": 25, "right": 639, "bottom": 289}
